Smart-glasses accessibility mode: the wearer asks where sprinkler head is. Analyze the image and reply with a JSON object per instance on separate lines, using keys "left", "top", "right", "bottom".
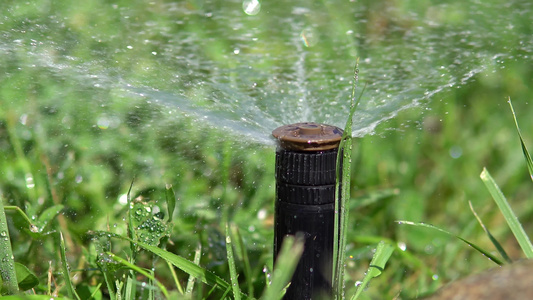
{"left": 272, "top": 122, "right": 343, "bottom": 151}
{"left": 272, "top": 122, "right": 343, "bottom": 299}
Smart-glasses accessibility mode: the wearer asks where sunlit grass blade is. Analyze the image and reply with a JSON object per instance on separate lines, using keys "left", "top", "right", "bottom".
{"left": 353, "top": 235, "right": 435, "bottom": 278}
{"left": 508, "top": 98, "right": 533, "bottom": 182}
{"left": 106, "top": 252, "right": 169, "bottom": 298}
{"left": 231, "top": 223, "right": 254, "bottom": 297}
{"left": 261, "top": 234, "right": 304, "bottom": 300}
{"left": 226, "top": 223, "right": 241, "bottom": 300}
{"left": 185, "top": 242, "right": 201, "bottom": 295}
{"left": 397, "top": 220, "right": 504, "bottom": 265}
{"left": 58, "top": 232, "right": 80, "bottom": 300}
{"left": 468, "top": 201, "right": 512, "bottom": 263}
{"left": 166, "top": 260, "right": 184, "bottom": 295}
{"left": 350, "top": 241, "right": 394, "bottom": 300}
{"left": 480, "top": 168, "right": 533, "bottom": 258}
{"left": 333, "top": 59, "right": 366, "bottom": 299}
{"left": 0, "top": 195, "right": 18, "bottom": 295}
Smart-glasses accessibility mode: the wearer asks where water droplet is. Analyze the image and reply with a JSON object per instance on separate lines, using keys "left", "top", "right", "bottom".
{"left": 397, "top": 242, "right": 407, "bottom": 251}
{"left": 242, "top": 0, "right": 260, "bottom": 15}
{"left": 449, "top": 145, "right": 463, "bottom": 159}
{"left": 257, "top": 208, "right": 267, "bottom": 220}
{"left": 30, "top": 225, "right": 39, "bottom": 233}
{"left": 118, "top": 194, "right": 128, "bottom": 205}
{"left": 25, "top": 173, "right": 35, "bottom": 189}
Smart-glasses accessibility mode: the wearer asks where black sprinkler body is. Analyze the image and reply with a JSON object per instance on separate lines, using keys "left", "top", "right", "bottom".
{"left": 272, "top": 122, "right": 343, "bottom": 300}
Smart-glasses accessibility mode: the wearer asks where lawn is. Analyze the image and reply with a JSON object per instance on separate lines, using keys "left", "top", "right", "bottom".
{"left": 1, "top": 0, "right": 533, "bottom": 299}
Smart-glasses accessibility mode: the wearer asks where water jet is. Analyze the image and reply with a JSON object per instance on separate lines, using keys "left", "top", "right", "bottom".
{"left": 272, "top": 122, "right": 343, "bottom": 299}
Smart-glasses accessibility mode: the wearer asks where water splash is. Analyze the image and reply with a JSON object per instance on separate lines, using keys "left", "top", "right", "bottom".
{"left": 1, "top": 0, "right": 532, "bottom": 145}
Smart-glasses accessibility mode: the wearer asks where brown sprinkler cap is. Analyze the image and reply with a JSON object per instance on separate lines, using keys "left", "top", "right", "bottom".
{"left": 272, "top": 122, "right": 344, "bottom": 151}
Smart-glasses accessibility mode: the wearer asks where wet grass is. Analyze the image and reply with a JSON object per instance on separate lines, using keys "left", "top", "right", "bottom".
{"left": 2, "top": 66, "right": 533, "bottom": 299}
{"left": 1, "top": 2, "right": 533, "bottom": 300}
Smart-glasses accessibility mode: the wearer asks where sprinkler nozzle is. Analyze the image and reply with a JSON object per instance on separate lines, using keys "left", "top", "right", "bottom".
{"left": 272, "top": 122, "right": 343, "bottom": 151}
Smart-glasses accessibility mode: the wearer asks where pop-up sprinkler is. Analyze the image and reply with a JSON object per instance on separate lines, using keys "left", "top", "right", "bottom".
{"left": 272, "top": 122, "right": 343, "bottom": 299}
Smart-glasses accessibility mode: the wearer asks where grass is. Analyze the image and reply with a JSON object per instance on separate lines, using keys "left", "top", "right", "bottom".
{"left": 1, "top": 1, "right": 533, "bottom": 299}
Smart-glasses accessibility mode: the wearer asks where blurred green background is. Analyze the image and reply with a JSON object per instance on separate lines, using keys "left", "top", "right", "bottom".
{"left": 1, "top": 0, "right": 532, "bottom": 298}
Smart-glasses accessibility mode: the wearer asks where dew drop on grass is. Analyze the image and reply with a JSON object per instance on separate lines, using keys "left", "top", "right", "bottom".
{"left": 397, "top": 242, "right": 407, "bottom": 251}
{"left": 30, "top": 224, "right": 39, "bottom": 233}
{"left": 25, "top": 173, "right": 35, "bottom": 189}
{"left": 0, "top": 231, "right": 8, "bottom": 241}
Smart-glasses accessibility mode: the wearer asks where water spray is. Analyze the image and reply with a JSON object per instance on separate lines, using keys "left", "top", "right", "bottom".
{"left": 272, "top": 122, "right": 343, "bottom": 299}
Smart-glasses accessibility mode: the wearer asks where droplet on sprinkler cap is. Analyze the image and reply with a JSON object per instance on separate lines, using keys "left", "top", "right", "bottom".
{"left": 272, "top": 122, "right": 343, "bottom": 151}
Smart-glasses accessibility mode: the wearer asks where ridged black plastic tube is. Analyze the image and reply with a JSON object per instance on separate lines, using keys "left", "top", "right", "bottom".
{"left": 272, "top": 122, "right": 343, "bottom": 300}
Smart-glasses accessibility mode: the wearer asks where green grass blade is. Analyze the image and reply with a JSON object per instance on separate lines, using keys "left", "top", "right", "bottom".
{"left": 185, "top": 242, "right": 202, "bottom": 295}
{"left": 125, "top": 180, "right": 138, "bottom": 300}
{"left": 231, "top": 223, "right": 254, "bottom": 297}
{"left": 125, "top": 270, "right": 136, "bottom": 299}
{"left": 104, "top": 232, "right": 244, "bottom": 297}
{"left": 350, "top": 241, "right": 394, "bottom": 300}
{"left": 333, "top": 59, "right": 366, "bottom": 299}
{"left": 397, "top": 220, "right": 504, "bottom": 265}
{"left": 468, "top": 201, "right": 512, "bottom": 263}
{"left": 351, "top": 189, "right": 399, "bottom": 210}
{"left": 36, "top": 205, "right": 64, "bottom": 232}
{"left": 126, "top": 178, "right": 137, "bottom": 262}
{"left": 508, "top": 98, "right": 533, "bottom": 182}
{"left": 221, "top": 285, "right": 232, "bottom": 299}
{"left": 58, "top": 232, "right": 81, "bottom": 300}
{"left": 261, "top": 234, "right": 304, "bottom": 300}
{"left": 480, "top": 168, "right": 533, "bottom": 258}
{"left": 165, "top": 184, "right": 176, "bottom": 223}
{"left": 226, "top": 223, "right": 241, "bottom": 300}
{"left": 106, "top": 252, "right": 169, "bottom": 298}
{"left": 0, "top": 196, "right": 18, "bottom": 295}
{"left": 353, "top": 235, "right": 435, "bottom": 278}
{"left": 139, "top": 242, "right": 232, "bottom": 294}
{"left": 166, "top": 260, "right": 184, "bottom": 295}
{"left": 98, "top": 262, "right": 117, "bottom": 300}
{"left": 4, "top": 206, "right": 39, "bottom": 233}
{"left": 14, "top": 263, "right": 38, "bottom": 291}
{"left": 2, "top": 296, "right": 69, "bottom": 300}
